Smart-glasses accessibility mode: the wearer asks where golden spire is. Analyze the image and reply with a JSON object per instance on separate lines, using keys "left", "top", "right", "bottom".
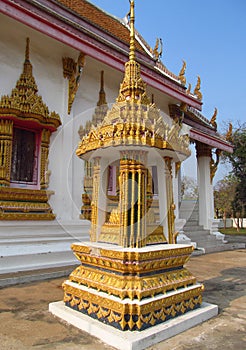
{"left": 117, "top": 0, "right": 149, "bottom": 105}
{"left": 129, "top": 0, "right": 135, "bottom": 62}
{"left": 23, "top": 37, "right": 33, "bottom": 76}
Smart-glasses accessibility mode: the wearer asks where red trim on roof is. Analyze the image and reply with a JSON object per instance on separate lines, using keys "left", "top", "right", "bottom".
{"left": 190, "top": 129, "right": 233, "bottom": 153}
{"left": 0, "top": 0, "right": 202, "bottom": 110}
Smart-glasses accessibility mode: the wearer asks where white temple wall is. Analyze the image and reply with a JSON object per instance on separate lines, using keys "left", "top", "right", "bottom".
{"left": 0, "top": 13, "right": 123, "bottom": 222}
{"left": 0, "top": 12, "right": 191, "bottom": 223}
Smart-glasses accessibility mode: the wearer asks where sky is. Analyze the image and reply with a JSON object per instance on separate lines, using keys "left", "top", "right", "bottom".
{"left": 89, "top": 0, "right": 246, "bottom": 182}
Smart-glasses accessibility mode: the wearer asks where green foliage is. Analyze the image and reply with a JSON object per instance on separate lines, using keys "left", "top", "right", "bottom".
{"left": 219, "top": 227, "right": 246, "bottom": 235}
{"left": 214, "top": 174, "right": 238, "bottom": 219}
{"left": 222, "top": 122, "right": 246, "bottom": 220}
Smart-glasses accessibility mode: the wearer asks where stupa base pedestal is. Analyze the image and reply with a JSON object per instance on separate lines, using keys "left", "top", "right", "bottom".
{"left": 50, "top": 243, "right": 218, "bottom": 348}
{"left": 49, "top": 301, "right": 218, "bottom": 350}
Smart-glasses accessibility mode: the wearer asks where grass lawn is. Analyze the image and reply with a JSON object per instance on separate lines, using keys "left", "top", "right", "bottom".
{"left": 219, "top": 227, "right": 246, "bottom": 235}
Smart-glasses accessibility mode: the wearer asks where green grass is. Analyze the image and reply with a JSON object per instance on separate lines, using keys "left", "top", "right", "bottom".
{"left": 219, "top": 227, "right": 246, "bottom": 235}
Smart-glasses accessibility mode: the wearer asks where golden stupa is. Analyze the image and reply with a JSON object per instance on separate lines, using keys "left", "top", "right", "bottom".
{"left": 62, "top": 0, "right": 203, "bottom": 331}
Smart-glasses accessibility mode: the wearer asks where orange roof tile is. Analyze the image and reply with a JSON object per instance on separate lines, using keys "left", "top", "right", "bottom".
{"left": 57, "top": 0, "right": 144, "bottom": 53}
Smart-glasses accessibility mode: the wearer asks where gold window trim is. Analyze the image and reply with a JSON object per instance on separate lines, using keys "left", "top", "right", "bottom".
{"left": 0, "top": 38, "right": 61, "bottom": 220}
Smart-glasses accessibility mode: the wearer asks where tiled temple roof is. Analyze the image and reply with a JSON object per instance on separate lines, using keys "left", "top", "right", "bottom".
{"left": 57, "top": 0, "right": 144, "bottom": 52}
{"left": 57, "top": 0, "right": 180, "bottom": 82}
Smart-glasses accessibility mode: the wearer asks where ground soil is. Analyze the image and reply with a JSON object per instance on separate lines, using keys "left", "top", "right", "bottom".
{"left": 0, "top": 249, "right": 245, "bottom": 350}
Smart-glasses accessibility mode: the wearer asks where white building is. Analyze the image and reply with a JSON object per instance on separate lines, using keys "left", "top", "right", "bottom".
{"left": 0, "top": 0, "right": 233, "bottom": 275}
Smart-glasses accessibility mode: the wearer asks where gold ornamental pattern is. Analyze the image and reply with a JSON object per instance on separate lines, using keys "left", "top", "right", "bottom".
{"left": 63, "top": 281, "right": 203, "bottom": 331}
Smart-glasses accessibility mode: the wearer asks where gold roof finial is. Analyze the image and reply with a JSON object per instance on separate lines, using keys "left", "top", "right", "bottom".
{"left": 129, "top": 0, "right": 136, "bottom": 62}
{"left": 117, "top": 0, "right": 149, "bottom": 105}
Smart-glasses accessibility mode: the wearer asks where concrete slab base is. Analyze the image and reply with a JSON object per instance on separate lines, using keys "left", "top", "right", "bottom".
{"left": 49, "top": 301, "right": 218, "bottom": 350}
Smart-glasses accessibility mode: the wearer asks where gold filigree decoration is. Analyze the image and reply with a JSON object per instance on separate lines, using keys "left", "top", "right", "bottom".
{"left": 0, "top": 120, "right": 13, "bottom": 186}
{"left": 193, "top": 76, "right": 202, "bottom": 100}
{"left": 76, "top": 1, "right": 190, "bottom": 158}
{"left": 63, "top": 52, "right": 85, "bottom": 114}
{"left": 64, "top": 242, "right": 202, "bottom": 328}
{"left": 0, "top": 38, "right": 60, "bottom": 219}
{"left": 77, "top": 108, "right": 190, "bottom": 158}
{"left": 210, "top": 107, "right": 217, "bottom": 130}
{"left": 0, "top": 38, "right": 61, "bottom": 129}
{"left": 63, "top": 285, "right": 203, "bottom": 331}
{"left": 78, "top": 71, "right": 108, "bottom": 139}
{"left": 0, "top": 187, "right": 55, "bottom": 220}
{"left": 178, "top": 60, "right": 186, "bottom": 86}
{"left": 210, "top": 149, "right": 221, "bottom": 183}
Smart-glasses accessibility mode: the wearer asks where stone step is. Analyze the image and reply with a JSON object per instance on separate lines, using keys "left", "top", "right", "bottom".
{"left": 0, "top": 220, "right": 90, "bottom": 275}
{"left": 0, "top": 265, "right": 77, "bottom": 288}
{"left": 184, "top": 226, "right": 208, "bottom": 233}
{"left": 0, "top": 250, "right": 78, "bottom": 275}
{"left": 0, "top": 233, "right": 88, "bottom": 245}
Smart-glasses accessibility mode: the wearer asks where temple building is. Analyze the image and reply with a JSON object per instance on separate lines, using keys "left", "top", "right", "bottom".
{"left": 0, "top": 0, "right": 233, "bottom": 275}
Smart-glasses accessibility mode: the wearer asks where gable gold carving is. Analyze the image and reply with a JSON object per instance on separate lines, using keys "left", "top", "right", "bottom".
{"left": 0, "top": 38, "right": 61, "bottom": 129}
{"left": 63, "top": 52, "right": 85, "bottom": 114}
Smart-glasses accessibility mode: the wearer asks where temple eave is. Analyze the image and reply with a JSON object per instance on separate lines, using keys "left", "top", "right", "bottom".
{"left": 0, "top": 0, "right": 202, "bottom": 110}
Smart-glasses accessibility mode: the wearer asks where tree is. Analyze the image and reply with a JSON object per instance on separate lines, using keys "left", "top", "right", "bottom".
{"left": 181, "top": 176, "right": 198, "bottom": 200}
{"left": 214, "top": 175, "right": 238, "bottom": 228}
{"left": 222, "top": 122, "right": 246, "bottom": 227}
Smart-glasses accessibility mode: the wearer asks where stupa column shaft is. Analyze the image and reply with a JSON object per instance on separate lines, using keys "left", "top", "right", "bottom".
{"left": 164, "top": 157, "right": 176, "bottom": 244}
{"left": 157, "top": 158, "right": 168, "bottom": 239}
{"left": 90, "top": 156, "right": 107, "bottom": 242}
{"left": 119, "top": 150, "right": 147, "bottom": 248}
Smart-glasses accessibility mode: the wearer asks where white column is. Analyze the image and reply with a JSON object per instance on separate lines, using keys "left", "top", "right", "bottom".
{"left": 196, "top": 142, "right": 213, "bottom": 230}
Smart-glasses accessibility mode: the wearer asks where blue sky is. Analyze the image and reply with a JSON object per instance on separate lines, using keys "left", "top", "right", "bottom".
{"left": 91, "top": 0, "right": 245, "bottom": 126}
{"left": 90, "top": 0, "right": 246, "bottom": 181}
